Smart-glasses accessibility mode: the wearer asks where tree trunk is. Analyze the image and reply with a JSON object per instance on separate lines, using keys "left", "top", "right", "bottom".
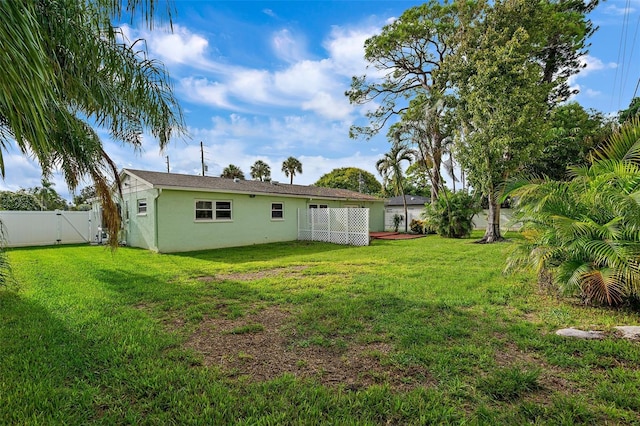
{"left": 429, "top": 136, "right": 443, "bottom": 204}
{"left": 401, "top": 190, "right": 409, "bottom": 233}
{"left": 478, "top": 187, "right": 504, "bottom": 243}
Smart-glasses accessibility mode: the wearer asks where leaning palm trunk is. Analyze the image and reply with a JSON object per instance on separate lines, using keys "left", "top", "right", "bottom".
{"left": 1, "top": 0, "right": 186, "bottom": 248}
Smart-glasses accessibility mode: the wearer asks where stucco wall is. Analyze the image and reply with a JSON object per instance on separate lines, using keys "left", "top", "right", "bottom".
{"left": 472, "top": 209, "right": 520, "bottom": 231}
{"left": 384, "top": 205, "right": 425, "bottom": 231}
{"left": 120, "top": 178, "right": 385, "bottom": 252}
{"left": 122, "top": 186, "right": 157, "bottom": 250}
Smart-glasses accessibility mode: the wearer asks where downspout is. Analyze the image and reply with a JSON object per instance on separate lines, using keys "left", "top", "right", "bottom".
{"left": 154, "top": 188, "right": 162, "bottom": 252}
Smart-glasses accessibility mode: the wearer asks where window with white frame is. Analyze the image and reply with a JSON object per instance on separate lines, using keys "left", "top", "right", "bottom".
{"left": 215, "top": 201, "right": 232, "bottom": 220}
{"left": 308, "top": 204, "right": 328, "bottom": 209}
{"left": 195, "top": 200, "right": 232, "bottom": 221}
{"left": 137, "top": 199, "right": 147, "bottom": 215}
{"left": 271, "top": 202, "right": 284, "bottom": 220}
{"left": 195, "top": 200, "right": 213, "bottom": 220}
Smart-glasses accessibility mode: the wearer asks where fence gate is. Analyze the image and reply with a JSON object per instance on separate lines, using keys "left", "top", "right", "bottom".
{"left": 0, "top": 210, "right": 100, "bottom": 247}
{"left": 297, "top": 208, "right": 369, "bottom": 246}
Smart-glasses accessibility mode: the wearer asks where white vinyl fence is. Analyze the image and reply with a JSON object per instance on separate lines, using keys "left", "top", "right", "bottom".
{"left": 0, "top": 210, "right": 101, "bottom": 247}
{"left": 297, "top": 208, "right": 370, "bottom": 246}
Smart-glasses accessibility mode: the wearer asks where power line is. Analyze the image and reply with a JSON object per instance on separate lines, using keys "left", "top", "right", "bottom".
{"left": 622, "top": 15, "right": 640, "bottom": 103}
{"left": 612, "top": 0, "right": 631, "bottom": 109}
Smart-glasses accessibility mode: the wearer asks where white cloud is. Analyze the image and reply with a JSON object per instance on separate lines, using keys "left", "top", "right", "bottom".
{"left": 585, "top": 88, "right": 602, "bottom": 97}
{"left": 271, "top": 29, "right": 307, "bottom": 63}
{"left": 580, "top": 55, "right": 618, "bottom": 75}
{"left": 302, "top": 92, "right": 353, "bottom": 120}
{"left": 147, "top": 25, "right": 210, "bottom": 65}
{"left": 604, "top": 4, "right": 636, "bottom": 15}
{"left": 567, "top": 54, "right": 618, "bottom": 95}
{"left": 324, "top": 26, "right": 377, "bottom": 77}
{"left": 179, "top": 77, "right": 233, "bottom": 109}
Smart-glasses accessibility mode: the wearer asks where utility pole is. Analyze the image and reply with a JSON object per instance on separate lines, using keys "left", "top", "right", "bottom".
{"left": 200, "top": 141, "right": 205, "bottom": 176}
{"left": 166, "top": 156, "right": 170, "bottom": 173}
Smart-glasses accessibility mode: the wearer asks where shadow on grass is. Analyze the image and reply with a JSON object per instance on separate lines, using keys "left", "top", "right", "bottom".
{"left": 168, "top": 240, "right": 352, "bottom": 264}
{"left": 0, "top": 291, "right": 98, "bottom": 424}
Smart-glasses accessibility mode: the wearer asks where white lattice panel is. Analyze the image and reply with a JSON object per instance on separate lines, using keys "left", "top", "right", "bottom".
{"left": 297, "top": 208, "right": 369, "bottom": 246}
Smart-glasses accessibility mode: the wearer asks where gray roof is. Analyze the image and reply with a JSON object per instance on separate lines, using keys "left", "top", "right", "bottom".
{"left": 385, "top": 195, "right": 430, "bottom": 206}
{"left": 123, "top": 169, "right": 382, "bottom": 202}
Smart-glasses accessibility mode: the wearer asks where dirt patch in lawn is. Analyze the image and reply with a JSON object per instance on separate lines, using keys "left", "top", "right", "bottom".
{"left": 184, "top": 306, "right": 432, "bottom": 391}
{"left": 492, "top": 340, "right": 581, "bottom": 398}
{"left": 196, "top": 265, "right": 310, "bottom": 283}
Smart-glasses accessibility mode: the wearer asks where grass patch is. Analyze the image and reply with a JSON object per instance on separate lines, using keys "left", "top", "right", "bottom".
{"left": 1, "top": 234, "right": 638, "bottom": 424}
{"left": 478, "top": 367, "right": 541, "bottom": 401}
{"left": 226, "top": 323, "right": 265, "bottom": 335}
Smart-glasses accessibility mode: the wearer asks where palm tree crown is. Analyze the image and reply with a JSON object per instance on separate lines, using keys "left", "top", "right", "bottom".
{"left": 221, "top": 164, "right": 245, "bottom": 180}
{"left": 376, "top": 142, "right": 415, "bottom": 232}
{"left": 281, "top": 157, "right": 303, "bottom": 184}
{"left": 250, "top": 160, "right": 271, "bottom": 182}
{"left": 1, "top": 0, "right": 185, "bottom": 246}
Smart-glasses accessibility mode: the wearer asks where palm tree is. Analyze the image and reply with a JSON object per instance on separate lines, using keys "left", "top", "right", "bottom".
{"left": 506, "top": 119, "right": 640, "bottom": 306}
{"left": 281, "top": 157, "right": 302, "bottom": 184}
{"left": 221, "top": 164, "right": 245, "bottom": 180}
{"left": 1, "top": 0, "right": 185, "bottom": 247}
{"left": 250, "top": 160, "right": 271, "bottom": 182}
{"left": 31, "top": 179, "right": 59, "bottom": 210}
{"left": 376, "top": 141, "right": 415, "bottom": 232}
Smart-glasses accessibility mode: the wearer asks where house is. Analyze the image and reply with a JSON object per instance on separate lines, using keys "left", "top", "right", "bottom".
{"left": 120, "top": 169, "right": 385, "bottom": 252}
{"left": 384, "top": 195, "right": 430, "bottom": 231}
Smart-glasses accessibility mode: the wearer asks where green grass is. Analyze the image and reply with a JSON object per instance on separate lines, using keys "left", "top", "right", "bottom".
{"left": 1, "top": 233, "right": 639, "bottom": 424}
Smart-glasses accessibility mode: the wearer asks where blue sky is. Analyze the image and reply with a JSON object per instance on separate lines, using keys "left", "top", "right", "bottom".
{"left": 3, "top": 0, "right": 640, "bottom": 201}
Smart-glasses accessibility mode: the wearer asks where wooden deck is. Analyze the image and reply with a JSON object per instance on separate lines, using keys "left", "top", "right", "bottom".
{"left": 369, "top": 232, "right": 426, "bottom": 240}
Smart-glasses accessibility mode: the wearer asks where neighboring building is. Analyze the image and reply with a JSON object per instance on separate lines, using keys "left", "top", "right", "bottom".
{"left": 384, "top": 195, "right": 430, "bottom": 231}
{"left": 120, "top": 169, "right": 385, "bottom": 252}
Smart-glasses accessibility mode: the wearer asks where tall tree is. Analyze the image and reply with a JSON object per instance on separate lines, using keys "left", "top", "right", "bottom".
{"left": 347, "top": 1, "right": 477, "bottom": 202}
{"left": 619, "top": 97, "right": 640, "bottom": 124}
{"left": 0, "top": 0, "right": 185, "bottom": 246}
{"left": 314, "top": 167, "right": 382, "bottom": 195}
{"left": 525, "top": 103, "right": 613, "bottom": 181}
{"left": 29, "top": 179, "right": 67, "bottom": 211}
{"left": 376, "top": 142, "right": 415, "bottom": 232}
{"left": 391, "top": 99, "right": 457, "bottom": 202}
{"left": 0, "top": 191, "right": 42, "bottom": 211}
{"left": 221, "top": 164, "right": 245, "bottom": 180}
{"left": 250, "top": 160, "right": 271, "bottom": 182}
{"left": 451, "top": 0, "right": 596, "bottom": 243}
{"left": 281, "top": 157, "right": 303, "bottom": 184}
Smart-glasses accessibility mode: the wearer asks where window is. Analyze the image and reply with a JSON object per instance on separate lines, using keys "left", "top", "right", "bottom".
{"left": 137, "top": 199, "right": 147, "bottom": 215}
{"left": 195, "top": 200, "right": 213, "bottom": 220}
{"left": 215, "top": 201, "right": 232, "bottom": 220}
{"left": 195, "top": 200, "right": 232, "bottom": 221}
{"left": 271, "top": 202, "right": 284, "bottom": 220}
{"left": 309, "top": 204, "right": 328, "bottom": 209}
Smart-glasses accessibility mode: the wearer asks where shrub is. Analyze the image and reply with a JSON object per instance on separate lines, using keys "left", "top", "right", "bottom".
{"left": 410, "top": 219, "right": 424, "bottom": 234}
{"left": 422, "top": 191, "right": 481, "bottom": 238}
{"left": 506, "top": 119, "right": 640, "bottom": 306}
{"left": 392, "top": 214, "right": 404, "bottom": 232}
{"left": 507, "top": 120, "right": 640, "bottom": 305}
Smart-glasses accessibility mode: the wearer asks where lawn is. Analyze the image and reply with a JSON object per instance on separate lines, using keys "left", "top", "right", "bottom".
{"left": 2, "top": 233, "right": 639, "bottom": 424}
